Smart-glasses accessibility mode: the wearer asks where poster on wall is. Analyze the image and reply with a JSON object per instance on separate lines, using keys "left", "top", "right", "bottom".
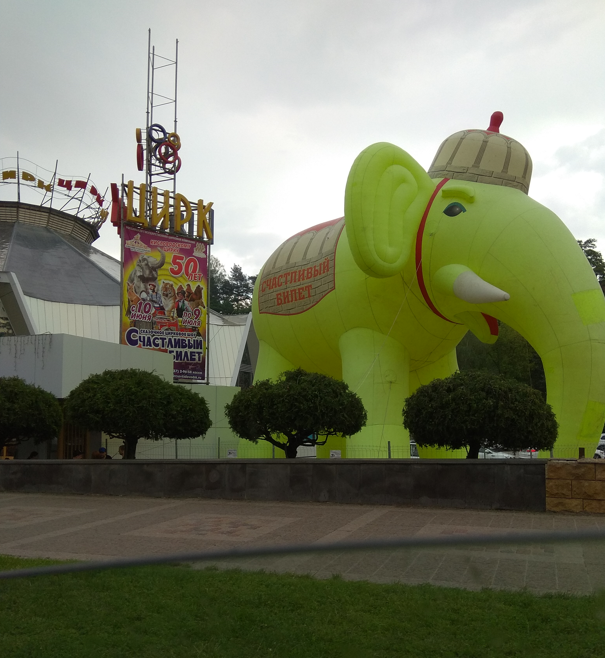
{"left": 121, "top": 225, "right": 208, "bottom": 382}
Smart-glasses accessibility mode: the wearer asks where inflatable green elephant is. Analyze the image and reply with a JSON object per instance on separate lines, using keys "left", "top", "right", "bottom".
{"left": 249, "top": 112, "right": 605, "bottom": 458}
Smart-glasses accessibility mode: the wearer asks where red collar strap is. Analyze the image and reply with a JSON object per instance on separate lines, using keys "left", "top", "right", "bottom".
{"left": 414, "top": 178, "right": 457, "bottom": 324}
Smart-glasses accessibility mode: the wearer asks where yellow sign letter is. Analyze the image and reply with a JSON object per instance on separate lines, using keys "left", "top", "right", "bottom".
{"left": 126, "top": 181, "right": 148, "bottom": 227}
{"left": 150, "top": 186, "right": 170, "bottom": 230}
{"left": 196, "top": 200, "right": 214, "bottom": 241}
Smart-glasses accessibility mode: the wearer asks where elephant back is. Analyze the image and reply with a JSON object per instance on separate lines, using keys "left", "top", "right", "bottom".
{"left": 257, "top": 218, "right": 345, "bottom": 316}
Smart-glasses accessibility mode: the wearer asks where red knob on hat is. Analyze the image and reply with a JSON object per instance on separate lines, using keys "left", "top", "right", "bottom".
{"left": 487, "top": 111, "right": 503, "bottom": 133}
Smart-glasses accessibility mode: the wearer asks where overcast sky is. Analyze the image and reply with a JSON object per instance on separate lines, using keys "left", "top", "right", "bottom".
{"left": 1, "top": 0, "right": 604, "bottom": 276}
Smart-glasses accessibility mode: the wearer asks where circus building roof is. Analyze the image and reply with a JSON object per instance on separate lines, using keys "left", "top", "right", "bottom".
{"left": 0, "top": 201, "right": 120, "bottom": 342}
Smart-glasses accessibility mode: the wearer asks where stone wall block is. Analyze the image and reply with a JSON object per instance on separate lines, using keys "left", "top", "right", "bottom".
{"left": 545, "top": 478, "right": 571, "bottom": 498}
{"left": 595, "top": 463, "right": 605, "bottom": 480}
{"left": 584, "top": 499, "right": 605, "bottom": 514}
{"left": 546, "top": 497, "right": 583, "bottom": 512}
{"left": 572, "top": 479, "right": 605, "bottom": 500}
{"left": 546, "top": 461, "right": 595, "bottom": 480}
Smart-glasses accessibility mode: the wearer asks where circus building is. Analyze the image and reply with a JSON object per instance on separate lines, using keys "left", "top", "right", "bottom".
{"left": 0, "top": 157, "right": 257, "bottom": 459}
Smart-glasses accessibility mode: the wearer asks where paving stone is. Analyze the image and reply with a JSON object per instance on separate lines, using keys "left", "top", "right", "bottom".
{"left": 491, "top": 560, "right": 528, "bottom": 590}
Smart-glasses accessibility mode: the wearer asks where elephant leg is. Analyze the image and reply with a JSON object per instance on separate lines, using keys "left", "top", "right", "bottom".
{"left": 237, "top": 340, "right": 295, "bottom": 458}
{"left": 410, "top": 349, "right": 467, "bottom": 459}
{"left": 339, "top": 328, "right": 410, "bottom": 458}
{"left": 409, "top": 349, "right": 459, "bottom": 394}
{"left": 254, "top": 339, "right": 295, "bottom": 383}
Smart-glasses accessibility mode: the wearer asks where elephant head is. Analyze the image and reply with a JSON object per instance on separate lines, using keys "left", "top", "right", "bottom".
{"left": 344, "top": 113, "right": 605, "bottom": 453}
{"left": 129, "top": 249, "right": 166, "bottom": 296}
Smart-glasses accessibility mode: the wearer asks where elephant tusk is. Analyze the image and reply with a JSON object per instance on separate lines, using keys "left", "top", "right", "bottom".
{"left": 452, "top": 270, "right": 510, "bottom": 304}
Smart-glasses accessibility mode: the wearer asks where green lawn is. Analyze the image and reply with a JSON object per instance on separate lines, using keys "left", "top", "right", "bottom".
{"left": 1, "top": 555, "right": 604, "bottom": 657}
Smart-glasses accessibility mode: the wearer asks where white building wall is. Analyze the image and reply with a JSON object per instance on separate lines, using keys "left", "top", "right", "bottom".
{"left": 24, "top": 296, "right": 119, "bottom": 343}
{"left": 207, "top": 320, "right": 246, "bottom": 386}
{"left": 0, "top": 334, "right": 173, "bottom": 398}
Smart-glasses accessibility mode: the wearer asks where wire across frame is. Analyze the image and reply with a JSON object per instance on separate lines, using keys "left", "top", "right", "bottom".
{"left": 3, "top": 527, "right": 605, "bottom": 581}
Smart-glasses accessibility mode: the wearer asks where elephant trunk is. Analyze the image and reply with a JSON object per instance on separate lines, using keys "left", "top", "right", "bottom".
{"left": 497, "top": 314, "right": 605, "bottom": 456}
{"left": 483, "top": 209, "right": 605, "bottom": 456}
{"left": 148, "top": 249, "right": 166, "bottom": 270}
{"left": 538, "top": 341, "right": 605, "bottom": 456}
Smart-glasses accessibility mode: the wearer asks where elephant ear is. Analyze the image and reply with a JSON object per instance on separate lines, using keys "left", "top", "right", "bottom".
{"left": 345, "top": 142, "right": 435, "bottom": 278}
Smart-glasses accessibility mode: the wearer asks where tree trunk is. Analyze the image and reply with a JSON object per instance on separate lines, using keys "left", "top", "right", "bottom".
{"left": 466, "top": 439, "right": 480, "bottom": 460}
{"left": 124, "top": 437, "right": 139, "bottom": 460}
{"left": 284, "top": 442, "right": 298, "bottom": 459}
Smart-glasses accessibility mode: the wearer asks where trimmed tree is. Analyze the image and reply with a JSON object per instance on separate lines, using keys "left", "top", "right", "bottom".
{"left": 402, "top": 370, "right": 558, "bottom": 459}
{"left": 0, "top": 377, "right": 62, "bottom": 452}
{"left": 225, "top": 368, "right": 367, "bottom": 458}
{"left": 64, "top": 369, "right": 212, "bottom": 459}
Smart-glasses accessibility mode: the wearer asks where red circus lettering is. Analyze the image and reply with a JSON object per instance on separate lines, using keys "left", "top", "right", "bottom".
{"left": 275, "top": 284, "right": 313, "bottom": 307}
{"left": 261, "top": 257, "right": 332, "bottom": 295}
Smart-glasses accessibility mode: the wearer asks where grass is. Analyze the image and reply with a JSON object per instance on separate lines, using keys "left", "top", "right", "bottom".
{"left": 1, "top": 555, "right": 605, "bottom": 657}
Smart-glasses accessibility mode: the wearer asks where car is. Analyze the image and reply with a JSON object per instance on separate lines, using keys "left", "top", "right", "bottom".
{"left": 478, "top": 448, "right": 515, "bottom": 459}
{"left": 513, "top": 448, "right": 540, "bottom": 459}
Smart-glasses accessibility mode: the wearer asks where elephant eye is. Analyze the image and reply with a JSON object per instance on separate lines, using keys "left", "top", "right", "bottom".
{"left": 443, "top": 202, "right": 466, "bottom": 217}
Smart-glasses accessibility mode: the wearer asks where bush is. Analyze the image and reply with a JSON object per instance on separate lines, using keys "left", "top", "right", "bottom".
{"left": 225, "top": 369, "right": 367, "bottom": 458}
{"left": 64, "top": 369, "right": 211, "bottom": 458}
{"left": 0, "top": 377, "right": 62, "bottom": 451}
{"left": 402, "top": 370, "right": 557, "bottom": 459}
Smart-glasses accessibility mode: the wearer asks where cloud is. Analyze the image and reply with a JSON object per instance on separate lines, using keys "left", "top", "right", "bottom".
{"left": 2, "top": 0, "right": 605, "bottom": 269}
{"left": 553, "top": 130, "right": 605, "bottom": 173}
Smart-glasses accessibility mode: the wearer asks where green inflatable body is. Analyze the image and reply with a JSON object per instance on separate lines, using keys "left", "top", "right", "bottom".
{"left": 248, "top": 113, "right": 605, "bottom": 458}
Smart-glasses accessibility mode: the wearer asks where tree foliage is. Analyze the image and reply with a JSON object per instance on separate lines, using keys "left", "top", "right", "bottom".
{"left": 578, "top": 238, "right": 605, "bottom": 293}
{"left": 0, "top": 377, "right": 62, "bottom": 451}
{"left": 64, "top": 369, "right": 212, "bottom": 459}
{"left": 225, "top": 369, "right": 367, "bottom": 458}
{"left": 209, "top": 256, "right": 256, "bottom": 315}
{"left": 402, "top": 370, "right": 557, "bottom": 459}
{"left": 457, "top": 323, "right": 546, "bottom": 397}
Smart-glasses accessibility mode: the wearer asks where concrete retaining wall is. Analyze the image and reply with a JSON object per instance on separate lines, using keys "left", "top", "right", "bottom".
{"left": 0, "top": 459, "right": 547, "bottom": 512}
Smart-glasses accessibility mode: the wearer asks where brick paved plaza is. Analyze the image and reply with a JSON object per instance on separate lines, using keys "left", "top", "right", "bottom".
{"left": 2, "top": 493, "right": 605, "bottom": 595}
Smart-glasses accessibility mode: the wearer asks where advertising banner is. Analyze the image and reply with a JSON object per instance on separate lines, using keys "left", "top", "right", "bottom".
{"left": 121, "top": 225, "right": 208, "bottom": 382}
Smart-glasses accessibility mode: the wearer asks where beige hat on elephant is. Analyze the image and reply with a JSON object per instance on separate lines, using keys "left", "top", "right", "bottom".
{"left": 427, "top": 112, "right": 532, "bottom": 194}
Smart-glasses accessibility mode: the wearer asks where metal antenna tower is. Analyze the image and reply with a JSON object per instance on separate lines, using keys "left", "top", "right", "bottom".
{"left": 144, "top": 29, "right": 179, "bottom": 225}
